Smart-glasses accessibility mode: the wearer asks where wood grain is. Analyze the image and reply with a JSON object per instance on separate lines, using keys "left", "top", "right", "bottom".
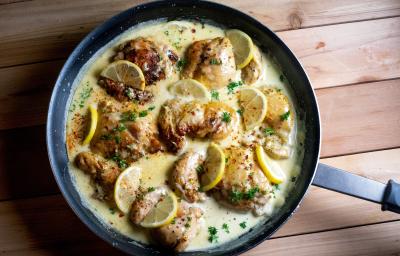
{"left": 317, "top": 79, "right": 400, "bottom": 157}
{"left": 0, "top": 0, "right": 400, "bottom": 67}
{"left": 278, "top": 16, "right": 400, "bottom": 88}
{"left": 0, "top": 149, "right": 399, "bottom": 254}
{"left": 247, "top": 221, "right": 400, "bottom": 256}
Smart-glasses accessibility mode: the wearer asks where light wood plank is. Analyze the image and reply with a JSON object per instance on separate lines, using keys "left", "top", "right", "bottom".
{"left": 278, "top": 16, "right": 400, "bottom": 88}
{"left": 317, "top": 79, "right": 400, "bottom": 157}
{"left": 0, "top": 0, "right": 400, "bottom": 67}
{"left": 0, "top": 149, "right": 399, "bottom": 254}
{"left": 247, "top": 221, "right": 400, "bottom": 256}
{"left": 274, "top": 148, "right": 400, "bottom": 237}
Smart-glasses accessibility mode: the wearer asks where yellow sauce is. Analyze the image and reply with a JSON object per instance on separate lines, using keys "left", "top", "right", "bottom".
{"left": 66, "top": 20, "right": 305, "bottom": 251}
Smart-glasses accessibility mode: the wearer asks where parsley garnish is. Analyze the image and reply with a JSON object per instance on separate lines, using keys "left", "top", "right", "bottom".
{"left": 114, "top": 135, "right": 121, "bottom": 144}
{"left": 176, "top": 59, "right": 186, "bottom": 71}
{"left": 164, "top": 30, "right": 169, "bottom": 36}
{"left": 264, "top": 127, "right": 275, "bottom": 136}
{"left": 147, "top": 187, "right": 155, "bottom": 192}
{"left": 210, "top": 58, "right": 221, "bottom": 65}
{"left": 113, "top": 123, "right": 127, "bottom": 132}
{"left": 171, "top": 217, "right": 176, "bottom": 224}
{"left": 120, "top": 111, "right": 137, "bottom": 122}
{"left": 279, "top": 74, "right": 285, "bottom": 82}
{"left": 291, "top": 176, "right": 297, "bottom": 182}
{"left": 211, "top": 90, "right": 219, "bottom": 100}
{"left": 236, "top": 108, "right": 243, "bottom": 116}
{"left": 227, "top": 81, "right": 243, "bottom": 94}
{"left": 222, "top": 112, "right": 231, "bottom": 123}
{"left": 230, "top": 187, "right": 260, "bottom": 202}
{"left": 245, "top": 187, "right": 259, "bottom": 200}
{"left": 239, "top": 221, "right": 247, "bottom": 229}
{"left": 229, "top": 190, "right": 244, "bottom": 203}
{"left": 280, "top": 111, "right": 290, "bottom": 121}
{"left": 100, "top": 134, "right": 112, "bottom": 140}
{"left": 139, "top": 110, "right": 148, "bottom": 117}
{"left": 196, "top": 165, "right": 204, "bottom": 174}
{"left": 111, "top": 154, "right": 128, "bottom": 169}
{"left": 222, "top": 223, "right": 230, "bottom": 233}
{"left": 148, "top": 106, "right": 155, "bottom": 111}
{"left": 109, "top": 207, "right": 115, "bottom": 215}
{"left": 208, "top": 226, "right": 218, "bottom": 243}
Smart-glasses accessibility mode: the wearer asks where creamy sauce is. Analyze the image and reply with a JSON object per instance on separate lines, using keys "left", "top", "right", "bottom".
{"left": 66, "top": 20, "right": 304, "bottom": 251}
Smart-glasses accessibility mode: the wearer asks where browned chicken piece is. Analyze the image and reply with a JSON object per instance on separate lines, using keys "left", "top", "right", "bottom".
{"left": 130, "top": 186, "right": 168, "bottom": 225}
{"left": 241, "top": 46, "right": 262, "bottom": 85}
{"left": 181, "top": 37, "right": 236, "bottom": 89}
{"left": 98, "top": 77, "right": 153, "bottom": 104}
{"left": 115, "top": 37, "right": 178, "bottom": 85}
{"left": 170, "top": 151, "right": 205, "bottom": 203}
{"left": 158, "top": 99, "right": 237, "bottom": 152}
{"left": 213, "top": 146, "right": 271, "bottom": 216}
{"left": 152, "top": 201, "right": 204, "bottom": 252}
{"left": 260, "top": 87, "right": 294, "bottom": 159}
{"left": 90, "top": 102, "right": 163, "bottom": 164}
{"left": 75, "top": 151, "right": 120, "bottom": 199}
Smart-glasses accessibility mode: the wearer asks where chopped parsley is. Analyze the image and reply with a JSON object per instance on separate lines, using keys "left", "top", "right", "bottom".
{"left": 148, "top": 106, "right": 155, "bottom": 111}
{"left": 229, "top": 190, "right": 244, "bottom": 203}
{"left": 210, "top": 58, "right": 221, "bottom": 65}
{"left": 280, "top": 111, "right": 290, "bottom": 121}
{"left": 120, "top": 111, "right": 137, "bottom": 122}
{"left": 208, "top": 226, "right": 219, "bottom": 243}
{"left": 227, "top": 81, "right": 243, "bottom": 94}
{"left": 114, "top": 135, "right": 121, "bottom": 144}
{"left": 279, "top": 74, "right": 285, "bottom": 82}
{"left": 236, "top": 108, "right": 243, "bottom": 116}
{"left": 222, "top": 112, "right": 231, "bottom": 123}
{"left": 111, "top": 154, "right": 128, "bottom": 169}
{"left": 113, "top": 123, "right": 127, "bottom": 132}
{"left": 196, "top": 165, "right": 204, "bottom": 174}
{"left": 211, "top": 89, "right": 219, "bottom": 100}
{"left": 78, "top": 82, "right": 93, "bottom": 108}
{"left": 171, "top": 217, "right": 176, "bottom": 224}
{"left": 263, "top": 127, "right": 275, "bottom": 136}
{"left": 164, "top": 30, "right": 169, "bottom": 36}
{"left": 147, "top": 187, "right": 155, "bottom": 192}
{"left": 172, "top": 42, "right": 182, "bottom": 50}
{"left": 222, "top": 223, "right": 230, "bottom": 233}
{"left": 185, "top": 223, "right": 191, "bottom": 228}
{"left": 291, "top": 176, "right": 297, "bottom": 182}
{"left": 139, "top": 110, "right": 148, "bottom": 117}
{"left": 273, "top": 184, "right": 280, "bottom": 191}
{"left": 225, "top": 157, "right": 229, "bottom": 164}
{"left": 109, "top": 207, "right": 115, "bottom": 215}
{"left": 239, "top": 221, "right": 247, "bottom": 229}
{"left": 176, "top": 59, "right": 186, "bottom": 71}
{"left": 245, "top": 187, "right": 259, "bottom": 200}
{"left": 100, "top": 134, "right": 112, "bottom": 140}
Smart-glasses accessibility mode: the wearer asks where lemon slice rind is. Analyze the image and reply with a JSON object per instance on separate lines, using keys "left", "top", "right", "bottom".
{"left": 114, "top": 166, "right": 142, "bottom": 214}
{"left": 140, "top": 191, "right": 178, "bottom": 228}
{"left": 255, "top": 145, "right": 285, "bottom": 184}
{"left": 226, "top": 29, "right": 254, "bottom": 69}
{"left": 82, "top": 104, "right": 98, "bottom": 145}
{"left": 201, "top": 143, "right": 225, "bottom": 192}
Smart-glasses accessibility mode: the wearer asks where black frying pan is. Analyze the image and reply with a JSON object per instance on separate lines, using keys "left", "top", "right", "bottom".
{"left": 46, "top": 1, "right": 400, "bottom": 255}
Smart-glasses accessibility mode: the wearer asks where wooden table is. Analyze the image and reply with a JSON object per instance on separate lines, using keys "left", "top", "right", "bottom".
{"left": 1, "top": 0, "right": 399, "bottom": 255}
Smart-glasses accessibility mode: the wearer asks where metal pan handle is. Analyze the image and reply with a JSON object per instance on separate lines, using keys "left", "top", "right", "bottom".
{"left": 312, "top": 163, "right": 400, "bottom": 214}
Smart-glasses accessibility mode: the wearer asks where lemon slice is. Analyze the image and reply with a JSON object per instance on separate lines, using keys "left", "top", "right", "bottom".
{"left": 140, "top": 191, "right": 178, "bottom": 228}
{"left": 114, "top": 166, "right": 142, "bottom": 214}
{"left": 101, "top": 60, "right": 145, "bottom": 90}
{"left": 201, "top": 143, "right": 226, "bottom": 191}
{"left": 82, "top": 104, "right": 98, "bottom": 145}
{"left": 226, "top": 29, "right": 254, "bottom": 69}
{"left": 169, "top": 79, "right": 210, "bottom": 100}
{"left": 239, "top": 87, "right": 268, "bottom": 130}
{"left": 255, "top": 145, "right": 285, "bottom": 184}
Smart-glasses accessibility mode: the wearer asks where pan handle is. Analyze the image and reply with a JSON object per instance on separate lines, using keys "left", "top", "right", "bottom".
{"left": 312, "top": 163, "right": 400, "bottom": 214}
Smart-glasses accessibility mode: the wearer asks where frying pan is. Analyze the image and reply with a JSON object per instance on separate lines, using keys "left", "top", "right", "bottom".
{"left": 46, "top": 1, "right": 400, "bottom": 255}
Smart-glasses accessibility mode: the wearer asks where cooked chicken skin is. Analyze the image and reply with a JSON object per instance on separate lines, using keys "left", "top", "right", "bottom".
{"left": 241, "top": 46, "right": 262, "bottom": 85}
{"left": 213, "top": 146, "right": 270, "bottom": 215}
{"left": 158, "top": 99, "right": 237, "bottom": 152}
{"left": 98, "top": 77, "right": 153, "bottom": 104}
{"left": 75, "top": 151, "right": 120, "bottom": 198}
{"left": 261, "top": 87, "right": 294, "bottom": 159}
{"left": 182, "top": 37, "right": 236, "bottom": 89}
{"left": 152, "top": 201, "right": 204, "bottom": 252}
{"left": 170, "top": 151, "right": 205, "bottom": 203}
{"left": 115, "top": 37, "right": 178, "bottom": 85}
{"left": 130, "top": 186, "right": 168, "bottom": 225}
{"left": 90, "top": 101, "right": 163, "bottom": 164}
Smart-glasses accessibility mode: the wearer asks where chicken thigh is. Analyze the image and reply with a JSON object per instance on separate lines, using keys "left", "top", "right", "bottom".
{"left": 181, "top": 37, "right": 236, "bottom": 89}
{"left": 213, "top": 146, "right": 271, "bottom": 215}
{"left": 158, "top": 99, "right": 237, "bottom": 152}
{"left": 170, "top": 151, "right": 205, "bottom": 203}
{"left": 152, "top": 201, "right": 204, "bottom": 252}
